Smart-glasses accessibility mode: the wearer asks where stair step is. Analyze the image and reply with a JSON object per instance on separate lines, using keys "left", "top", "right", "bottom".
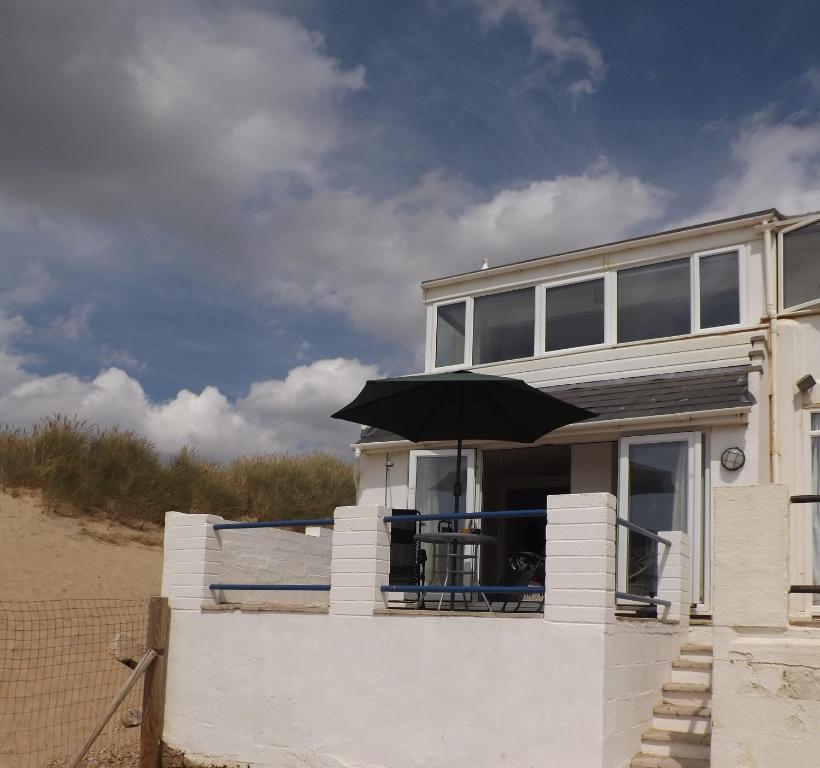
{"left": 631, "top": 754, "right": 710, "bottom": 768}
{"left": 654, "top": 702, "right": 712, "bottom": 718}
{"left": 652, "top": 713, "right": 710, "bottom": 736}
{"left": 672, "top": 659, "right": 712, "bottom": 671}
{"left": 642, "top": 728, "right": 711, "bottom": 759}
{"left": 663, "top": 682, "right": 711, "bottom": 694}
{"left": 679, "top": 643, "right": 712, "bottom": 655}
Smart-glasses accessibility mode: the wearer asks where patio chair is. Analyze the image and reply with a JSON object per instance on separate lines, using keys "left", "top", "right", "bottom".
{"left": 491, "top": 551, "right": 544, "bottom": 612}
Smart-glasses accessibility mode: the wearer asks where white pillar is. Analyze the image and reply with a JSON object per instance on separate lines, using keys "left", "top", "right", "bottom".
{"left": 545, "top": 493, "right": 617, "bottom": 625}
{"left": 656, "top": 530, "right": 691, "bottom": 625}
{"left": 161, "top": 511, "right": 224, "bottom": 610}
{"left": 329, "top": 505, "right": 390, "bottom": 617}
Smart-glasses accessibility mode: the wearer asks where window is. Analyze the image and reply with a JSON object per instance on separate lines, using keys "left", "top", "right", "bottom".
{"left": 811, "top": 414, "right": 820, "bottom": 604}
{"left": 545, "top": 278, "right": 605, "bottom": 351}
{"left": 473, "top": 287, "right": 535, "bottom": 364}
{"left": 698, "top": 251, "right": 739, "bottom": 329}
{"left": 618, "top": 433, "right": 702, "bottom": 604}
{"left": 435, "top": 302, "right": 466, "bottom": 368}
{"left": 783, "top": 221, "right": 820, "bottom": 309}
{"left": 617, "top": 259, "right": 691, "bottom": 343}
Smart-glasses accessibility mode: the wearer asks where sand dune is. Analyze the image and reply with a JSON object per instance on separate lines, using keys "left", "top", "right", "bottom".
{"left": 0, "top": 492, "right": 162, "bottom": 601}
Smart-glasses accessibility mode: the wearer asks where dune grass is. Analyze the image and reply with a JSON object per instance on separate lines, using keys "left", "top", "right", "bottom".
{"left": 0, "top": 416, "right": 355, "bottom": 526}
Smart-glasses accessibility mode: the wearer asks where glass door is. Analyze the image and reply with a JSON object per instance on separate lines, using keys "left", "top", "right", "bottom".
{"left": 617, "top": 433, "right": 702, "bottom": 606}
{"left": 408, "top": 449, "right": 476, "bottom": 588}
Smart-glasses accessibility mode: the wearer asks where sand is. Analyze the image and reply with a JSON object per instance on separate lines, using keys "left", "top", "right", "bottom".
{"left": 0, "top": 492, "right": 162, "bottom": 601}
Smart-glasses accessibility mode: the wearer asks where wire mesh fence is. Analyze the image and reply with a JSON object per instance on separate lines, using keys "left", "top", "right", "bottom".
{"left": 0, "top": 599, "right": 149, "bottom": 768}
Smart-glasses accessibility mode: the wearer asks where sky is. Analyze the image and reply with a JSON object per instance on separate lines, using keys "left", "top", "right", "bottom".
{"left": 2, "top": 0, "right": 820, "bottom": 459}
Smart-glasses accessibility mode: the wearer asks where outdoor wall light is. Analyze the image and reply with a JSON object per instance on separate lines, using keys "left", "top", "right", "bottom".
{"left": 797, "top": 374, "right": 817, "bottom": 393}
{"left": 720, "top": 447, "right": 746, "bottom": 471}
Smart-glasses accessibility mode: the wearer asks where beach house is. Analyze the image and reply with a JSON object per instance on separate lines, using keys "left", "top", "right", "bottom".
{"left": 160, "top": 208, "right": 820, "bottom": 768}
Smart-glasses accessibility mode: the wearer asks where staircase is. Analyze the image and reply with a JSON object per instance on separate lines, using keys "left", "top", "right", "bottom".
{"left": 630, "top": 642, "right": 712, "bottom": 768}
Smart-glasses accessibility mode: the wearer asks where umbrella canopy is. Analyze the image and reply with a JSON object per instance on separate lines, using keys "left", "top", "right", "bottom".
{"left": 332, "top": 370, "right": 595, "bottom": 444}
{"left": 332, "top": 370, "right": 596, "bottom": 514}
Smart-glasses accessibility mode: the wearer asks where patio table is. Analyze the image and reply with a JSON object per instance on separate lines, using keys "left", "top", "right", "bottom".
{"left": 414, "top": 531, "right": 496, "bottom": 610}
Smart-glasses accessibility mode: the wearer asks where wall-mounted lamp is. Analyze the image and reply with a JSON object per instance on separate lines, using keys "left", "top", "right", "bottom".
{"left": 797, "top": 374, "right": 816, "bottom": 393}
{"left": 721, "top": 447, "right": 746, "bottom": 471}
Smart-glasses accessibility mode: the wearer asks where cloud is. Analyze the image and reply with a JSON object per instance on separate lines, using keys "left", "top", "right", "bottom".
{"left": 685, "top": 117, "right": 820, "bottom": 223}
{"left": 472, "top": 0, "right": 605, "bottom": 96}
{"left": 100, "top": 348, "right": 145, "bottom": 373}
{"left": 0, "top": 346, "right": 379, "bottom": 459}
{"left": 50, "top": 302, "right": 94, "bottom": 341}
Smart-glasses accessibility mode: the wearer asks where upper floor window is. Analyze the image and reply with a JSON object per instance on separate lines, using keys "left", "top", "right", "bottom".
{"left": 617, "top": 259, "right": 691, "bottom": 343}
{"left": 473, "top": 287, "right": 535, "bottom": 364}
{"left": 545, "top": 278, "right": 605, "bottom": 352}
{"left": 698, "top": 250, "right": 739, "bottom": 329}
{"left": 783, "top": 221, "right": 820, "bottom": 310}
{"left": 435, "top": 302, "right": 466, "bottom": 367}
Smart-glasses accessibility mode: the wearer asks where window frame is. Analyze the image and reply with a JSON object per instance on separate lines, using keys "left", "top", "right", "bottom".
{"left": 616, "top": 432, "right": 703, "bottom": 607}
{"left": 692, "top": 246, "right": 746, "bottom": 333}
{"left": 541, "top": 273, "right": 611, "bottom": 355}
{"left": 429, "top": 298, "right": 471, "bottom": 371}
{"left": 778, "top": 214, "right": 820, "bottom": 312}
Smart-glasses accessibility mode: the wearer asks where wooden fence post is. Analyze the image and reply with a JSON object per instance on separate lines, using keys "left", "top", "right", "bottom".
{"left": 140, "top": 596, "right": 171, "bottom": 768}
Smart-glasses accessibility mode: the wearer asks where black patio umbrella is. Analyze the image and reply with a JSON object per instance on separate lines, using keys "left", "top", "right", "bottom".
{"left": 332, "top": 370, "right": 596, "bottom": 516}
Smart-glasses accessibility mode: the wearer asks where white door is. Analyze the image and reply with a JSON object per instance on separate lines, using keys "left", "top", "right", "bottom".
{"left": 617, "top": 433, "right": 702, "bottom": 606}
{"left": 409, "top": 449, "right": 476, "bottom": 585}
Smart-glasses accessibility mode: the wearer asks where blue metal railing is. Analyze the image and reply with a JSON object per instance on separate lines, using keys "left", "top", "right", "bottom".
{"left": 381, "top": 585, "right": 543, "bottom": 595}
{"left": 213, "top": 518, "right": 334, "bottom": 530}
{"left": 382, "top": 508, "right": 545, "bottom": 524}
{"left": 209, "top": 583, "right": 331, "bottom": 592}
{"left": 615, "top": 516, "right": 671, "bottom": 609}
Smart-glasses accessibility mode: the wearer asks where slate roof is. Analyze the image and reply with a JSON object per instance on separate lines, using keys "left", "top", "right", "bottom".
{"left": 356, "top": 365, "right": 756, "bottom": 444}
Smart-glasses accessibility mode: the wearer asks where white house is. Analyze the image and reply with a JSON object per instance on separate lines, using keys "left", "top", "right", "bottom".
{"left": 160, "top": 209, "right": 820, "bottom": 768}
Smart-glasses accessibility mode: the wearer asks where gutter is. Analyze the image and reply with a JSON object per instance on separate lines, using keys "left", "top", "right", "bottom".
{"left": 353, "top": 406, "right": 752, "bottom": 453}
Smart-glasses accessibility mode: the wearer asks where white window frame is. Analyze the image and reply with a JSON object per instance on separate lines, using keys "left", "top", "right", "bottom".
{"left": 806, "top": 413, "right": 820, "bottom": 616}
{"left": 617, "top": 432, "right": 703, "bottom": 607}
{"left": 469, "top": 285, "right": 539, "bottom": 367}
{"left": 428, "top": 298, "right": 471, "bottom": 372}
{"left": 778, "top": 213, "right": 820, "bottom": 312}
{"left": 541, "top": 273, "right": 611, "bottom": 355}
{"left": 692, "top": 247, "right": 746, "bottom": 333}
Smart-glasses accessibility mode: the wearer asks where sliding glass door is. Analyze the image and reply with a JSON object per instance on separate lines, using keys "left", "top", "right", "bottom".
{"left": 617, "top": 433, "right": 702, "bottom": 606}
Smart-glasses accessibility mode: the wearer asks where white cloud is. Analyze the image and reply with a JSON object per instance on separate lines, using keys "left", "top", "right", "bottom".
{"left": 50, "top": 302, "right": 94, "bottom": 341}
{"left": 101, "top": 348, "right": 145, "bottom": 373}
{"left": 473, "top": 0, "right": 605, "bottom": 95}
{"left": 0, "top": 340, "right": 377, "bottom": 459}
{"left": 685, "top": 117, "right": 820, "bottom": 223}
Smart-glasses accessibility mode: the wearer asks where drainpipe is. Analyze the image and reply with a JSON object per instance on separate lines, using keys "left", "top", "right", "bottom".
{"left": 762, "top": 221, "right": 780, "bottom": 483}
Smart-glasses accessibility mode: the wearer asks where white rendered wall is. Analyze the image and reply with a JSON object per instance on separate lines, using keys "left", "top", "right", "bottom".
{"left": 711, "top": 484, "right": 820, "bottom": 768}
{"left": 162, "top": 495, "right": 692, "bottom": 768}
{"left": 570, "top": 442, "right": 615, "bottom": 493}
{"left": 356, "top": 450, "right": 409, "bottom": 508}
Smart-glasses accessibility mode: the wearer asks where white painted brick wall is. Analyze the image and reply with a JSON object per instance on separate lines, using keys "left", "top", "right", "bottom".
{"left": 656, "top": 531, "right": 691, "bottom": 625}
{"left": 329, "top": 505, "right": 390, "bottom": 616}
{"left": 162, "top": 511, "right": 333, "bottom": 610}
{"left": 545, "top": 492, "right": 616, "bottom": 625}
{"left": 162, "top": 511, "right": 224, "bottom": 610}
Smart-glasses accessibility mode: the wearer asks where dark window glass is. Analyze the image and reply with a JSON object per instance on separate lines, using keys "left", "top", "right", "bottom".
{"left": 699, "top": 251, "right": 739, "bottom": 329}
{"left": 435, "top": 303, "right": 466, "bottom": 367}
{"left": 545, "top": 279, "right": 605, "bottom": 351}
{"left": 784, "top": 221, "right": 820, "bottom": 309}
{"left": 617, "top": 260, "right": 690, "bottom": 343}
{"left": 472, "top": 288, "right": 535, "bottom": 364}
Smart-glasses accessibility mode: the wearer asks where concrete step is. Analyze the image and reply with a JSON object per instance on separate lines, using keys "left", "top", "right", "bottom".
{"left": 654, "top": 702, "right": 712, "bottom": 719}
{"left": 641, "top": 729, "right": 711, "bottom": 760}
{"left": 662, "top": 682, "right": 712, "bottom": 708}
{"left": 630, "top": 754, "right": 710, "bottom": 768}
{"left": 670, "top": 659, "right": 712, "bottom": 686}
{"left": 652, "top": 711, "right": 711, "bottom": 735}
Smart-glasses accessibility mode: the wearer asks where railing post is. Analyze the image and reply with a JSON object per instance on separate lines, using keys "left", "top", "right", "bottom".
{"left": 545, "top": 493, "right": 617, "bottom": 624}
{"left": 656, "top": 531, "right": 690, "bottom": 624}
{"left": 329, "top": 506, "right": 390, "bottom": 616}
